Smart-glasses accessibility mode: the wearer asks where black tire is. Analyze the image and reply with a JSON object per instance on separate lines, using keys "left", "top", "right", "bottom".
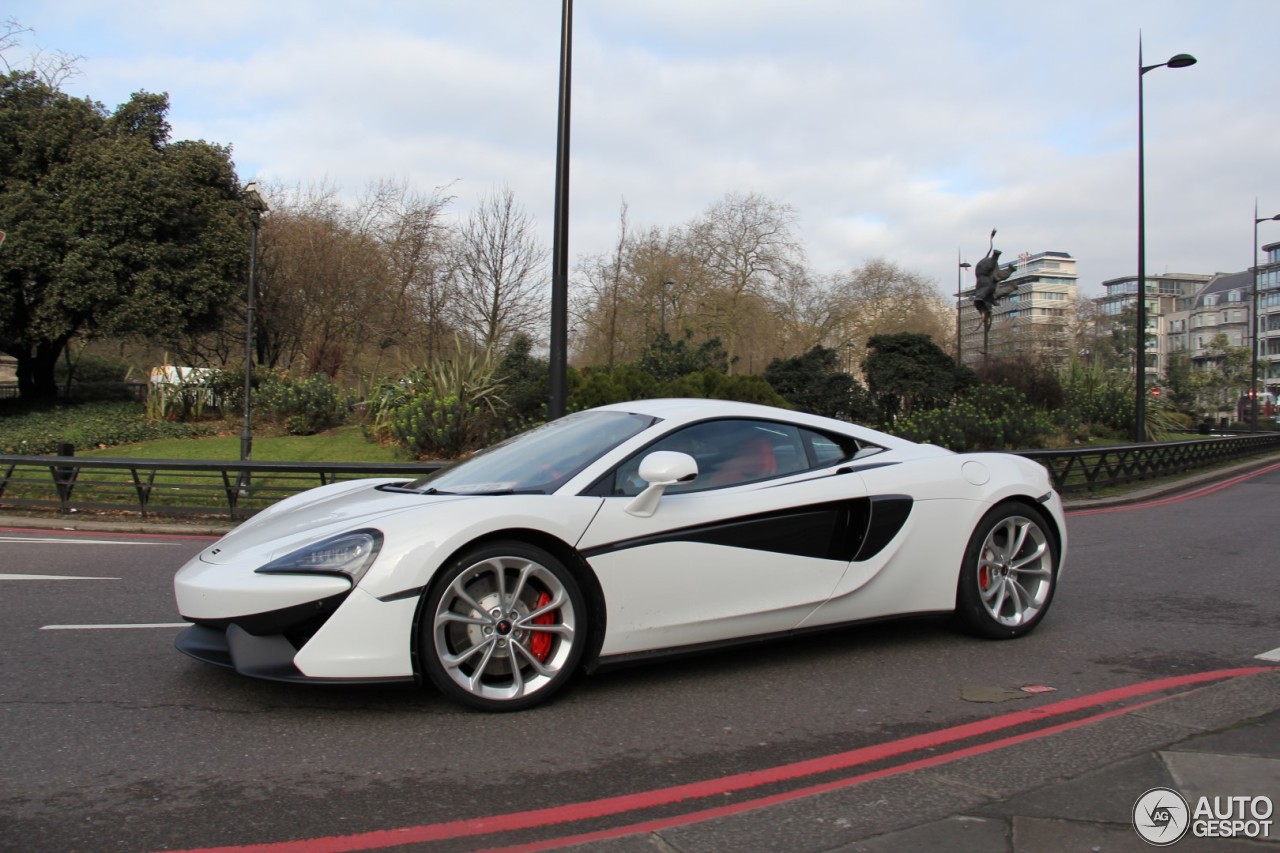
{"left": 419, "top": 541, "right": 586, "bottom": 711}
{"left": 954, "top": 501, "right": 1059, "bottom": 640}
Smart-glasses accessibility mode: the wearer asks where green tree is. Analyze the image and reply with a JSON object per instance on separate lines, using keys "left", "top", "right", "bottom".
{"left": 1193, "top": 333, "right": 1250, "bottom": 419}
{"left": 0, "top": 71, "right": 245, "bottom": 399}
{"left": 1162, "top": 350, "right": 1197, "bottom": 412}
{"left": 764, "top": 345, "right": 871, "bottom": 421}
{"left": 637, "top": 331, "right": 729, "bottom": 382}
{"left": 862, "top": 332, "right": 971, "bottom": 426}
{"left": 494, "top": 332, "right": 549, "bottom": 434}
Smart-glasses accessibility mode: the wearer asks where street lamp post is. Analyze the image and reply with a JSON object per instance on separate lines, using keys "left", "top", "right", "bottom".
{"left": 241, "top": 182, "right": 269, "bottom": 466}
{"left": 956, "top": 254, "right": 971, "bottom": 365}
{"left": 1251, "top": 205, "right": 1280, "bottom": 432}
{"left": 547, "top": 0, "right": 573, "bottom": 421}
{"left": 1135, "top": 37, "right": 1196, "bottom": 443}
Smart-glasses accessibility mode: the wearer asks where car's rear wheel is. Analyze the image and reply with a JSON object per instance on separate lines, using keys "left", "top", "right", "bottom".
{"left": 955, "top": 502, "right": 1058, "bottom": 639}
{"left": 420, "top": 541, "right": 586, "bottom": 711}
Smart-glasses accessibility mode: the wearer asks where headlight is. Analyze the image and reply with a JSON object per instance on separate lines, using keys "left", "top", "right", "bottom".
{"left": 255, "top": 530, "right": 383, "bottom": 584}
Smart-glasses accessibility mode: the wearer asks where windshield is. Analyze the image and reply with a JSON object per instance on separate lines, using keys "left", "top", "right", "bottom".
{"left": 406, "top": 410, "right": 656, "bottom": 494}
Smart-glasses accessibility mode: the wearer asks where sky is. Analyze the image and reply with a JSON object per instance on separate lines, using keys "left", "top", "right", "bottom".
{"left": 5, "top": 0, "right": 1279, "bottom": 301}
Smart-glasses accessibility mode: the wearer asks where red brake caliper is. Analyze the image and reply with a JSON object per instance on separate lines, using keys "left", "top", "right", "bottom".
{"left": 529, "top": 592, "right": 555, "bottom": 662}
{"left": 978, "top": 549, "right": 992, "bottom": 589}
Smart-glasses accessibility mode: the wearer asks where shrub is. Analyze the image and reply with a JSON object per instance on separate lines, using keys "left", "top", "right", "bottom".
{"left": 568, "top": 366, "right": 659, "bottom": 412}
{"left": 1058, "top": 357, "right": 1134, "bottom": 440}
{"left": 253, "top": 373, "right": 353, "bottom": 435}
{"left": 660, "top": 370, "right": 790, "bottom": 406}
{"left": 895, "top": 384, "right": 1052, "bottom": 451}
{"left": 365, "top": 345, "right": 507, "bottom": 457}
{"left": 55, "top": 353, "right": 130, "bottom": 383}
{"left": 387, "top": 392, "right": 491, "bottom": 458}
{"left": 0, "top": 401, "right": 217, "bottom": 454}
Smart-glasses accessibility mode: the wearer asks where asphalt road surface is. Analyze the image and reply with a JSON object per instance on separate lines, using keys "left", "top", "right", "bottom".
{"left": 2, "top": 465, "right": 1278, "bottom": 852}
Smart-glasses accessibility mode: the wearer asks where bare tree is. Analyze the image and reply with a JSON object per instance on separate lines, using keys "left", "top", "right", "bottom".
{"left": 448, "top": 186, "right": 548, "bottom": 354}
{"left": 824, "top": 259, "right": 951, "bottom": 366}
{"left": 571, "top": 201, "right": 630, "bottom": 369}
{"left": 687, "top": 192, "right": 805, "bottom": 372}
{"left": 355, "top": 178, "right": 456, "bottom": 371}
{"left": 1, "top": 18, "right": 82, "bottom": 88}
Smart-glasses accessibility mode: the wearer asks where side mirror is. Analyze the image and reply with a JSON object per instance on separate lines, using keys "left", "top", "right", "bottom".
{"left": 624, "top": 451, "right": 698, "bottom": 518}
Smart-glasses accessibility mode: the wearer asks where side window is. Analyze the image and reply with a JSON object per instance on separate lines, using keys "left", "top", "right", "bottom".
{"left": 595, "top": 421, "right": 885, "bottom": 497}
{"left": 603, "top": 420, "right": 820, "bottom": 496}
{"left": 802, "top": 428, "right": 880, "bottom": 465}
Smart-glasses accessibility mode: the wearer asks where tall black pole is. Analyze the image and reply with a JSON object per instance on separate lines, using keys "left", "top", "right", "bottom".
{"left": 1135, "top": 37, "right": 1147, "bottom": 443}
{"left": 1135, "top": 36, "right": 1196, "bottom": 442}
{"left": 240, "top": 215, "right": 258, "bottom": 462}
{"left": 1252, "top": 208, "right": 1280, "bottom": 433}
{"left": 956, "top": 253, "right": 970, "bottom": 366}
{"left": 1253, "top": 202, "right": 1261, "bottom": 433}
{"left": 240, "top": 184, "right": 267, "bottom": 463}
{"left": 547, "top": 0, "right": 573, "bottom": 420}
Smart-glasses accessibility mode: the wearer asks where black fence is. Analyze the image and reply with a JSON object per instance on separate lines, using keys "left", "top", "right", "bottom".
{"left": 0, "top": 382, "right": 148, "bottom": 401}
{"left": 0, "top": 456, "right": 441, "bottom": 520}
{"left": 2, "top": 433, "right": 1279, "bottom": 521}
{"left": 1018, "top": 432, "right": 1280, "bottom": 494}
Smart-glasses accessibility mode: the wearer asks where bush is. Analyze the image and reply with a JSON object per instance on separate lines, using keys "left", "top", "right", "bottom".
{"left": 660, "top": 370, "right": 790, "bottom": 406}
{"left": 253, "top": 373, "right": 353, "bottom": 435}
{"left": 55, "top": 353, "right": 131, "bottom": 384}
{"left": 894, "top": 385, "right": 1053, "bottom": 451}
{"left": 0, "top": 401, "right": 218, "bottom": 454}
{"left": 387, "top": 392, "right": 491, "bottom": 458}
{"left": 364, "top": 346, "right": 507, "bottom": 456}
{"left": 568, "top": 366, "right": 659, "bottom": 412}
{"left": 1058, "top": 357, "right": 1134, "bottom": 440}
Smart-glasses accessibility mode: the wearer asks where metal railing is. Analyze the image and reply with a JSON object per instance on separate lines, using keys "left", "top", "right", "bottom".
{"left": 1017, "top": 432, "right": 1280, "bottom": 494}
{"left": 2, "top": 433, "right": 1279, "bottom": 520}
{"left": 0, "top": 456, "right": 441, "bottom": 520}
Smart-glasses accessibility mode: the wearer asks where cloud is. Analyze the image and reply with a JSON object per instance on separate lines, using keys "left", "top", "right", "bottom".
{"left": 8, "top": 0, "right": 1280, "bottom": 299}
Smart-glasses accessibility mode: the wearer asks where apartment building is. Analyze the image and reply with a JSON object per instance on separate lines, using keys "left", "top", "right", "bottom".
{"left": 1095, "top": 272, "right": 1211, "bottom": 383}
{"left": 1259, "top": 240, "right": 1280, "bottom": 397}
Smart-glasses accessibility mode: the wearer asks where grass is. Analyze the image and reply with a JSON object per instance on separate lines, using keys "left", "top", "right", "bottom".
{"left": 2, "top": 420, "right": 412, "bottom": 518}
{"left": 78, "top": 425, "right": 406, "bottom": 463}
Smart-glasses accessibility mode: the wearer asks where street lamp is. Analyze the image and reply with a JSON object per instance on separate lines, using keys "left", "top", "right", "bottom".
{"left": 1135, "top": 38, "right": 1196, "bottom": 442}
{"left": 548, "top": 0, "right": 573, "bottom": 421}
{"left": 241, "top": 182, "right": 269, "bottom": 465}
{"left": 956, "top": 254, "right": 971, "bottom": 365}
{"left": 1251, "top": 205, "right": 1280, "bottom": 432}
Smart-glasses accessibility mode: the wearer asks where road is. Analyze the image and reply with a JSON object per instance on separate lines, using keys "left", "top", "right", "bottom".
{"left": 2, "top": 465, "right": 1279, "bottom": 852}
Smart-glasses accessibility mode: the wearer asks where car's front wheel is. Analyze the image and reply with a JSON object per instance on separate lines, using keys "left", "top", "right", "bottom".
{"left": 954, "top": 502, "right": 1058, "bottom": 639}
{"left": 420, "top": 541, "right": 586, "bottom": 711}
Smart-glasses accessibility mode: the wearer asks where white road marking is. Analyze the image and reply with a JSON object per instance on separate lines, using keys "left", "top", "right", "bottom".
{"left": 0, "top": 573, "right": 120, "bottom": 580}
{"left": 1256, "top": 647, "right": 1280, "bottom": 662}
{"left": 0, "top": 536, "right": 163, "bottom": 545}
{"left": 41, "top": 623, "right": 191, "bottom": 630}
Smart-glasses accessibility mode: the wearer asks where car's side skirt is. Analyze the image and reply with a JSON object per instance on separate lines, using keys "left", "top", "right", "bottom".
{"left": 585, "top": 608, "right": 952, "bottom": 674}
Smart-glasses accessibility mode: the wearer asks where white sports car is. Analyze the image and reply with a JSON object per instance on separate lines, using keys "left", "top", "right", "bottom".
{"left": 174, "top": 399, "right": 1066, "bottom": 711}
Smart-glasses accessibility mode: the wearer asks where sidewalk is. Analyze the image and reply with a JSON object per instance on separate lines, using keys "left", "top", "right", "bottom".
{"left": 839, "top": 671, "right": 1280, "bottom": 852}
{"left": 567, "top": 672, "right": 1280, "bottom": 852}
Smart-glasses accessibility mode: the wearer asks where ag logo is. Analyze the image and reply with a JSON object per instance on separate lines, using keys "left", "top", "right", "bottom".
{"left": 1134, "top": 787, "right": 1190, "bottom": 845}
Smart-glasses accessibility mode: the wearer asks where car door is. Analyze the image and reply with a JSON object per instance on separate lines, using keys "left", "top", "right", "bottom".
{"left": 576, "top": 419, "right": 871, "bottom": 658}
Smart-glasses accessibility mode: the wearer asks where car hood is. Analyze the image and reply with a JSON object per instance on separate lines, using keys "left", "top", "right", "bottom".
{"left": 198, "top": 480, "right": 466, "bottom": 565}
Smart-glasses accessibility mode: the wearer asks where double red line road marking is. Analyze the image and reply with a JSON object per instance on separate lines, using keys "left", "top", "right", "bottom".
{"left": 174, "top": 666, "right": 1276, "bottom": 853}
